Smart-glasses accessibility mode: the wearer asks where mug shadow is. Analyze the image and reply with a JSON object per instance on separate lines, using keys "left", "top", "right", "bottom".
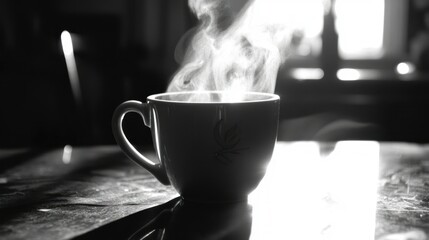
{"left": 73, "top": 197, "right": 253, "bottom": 240}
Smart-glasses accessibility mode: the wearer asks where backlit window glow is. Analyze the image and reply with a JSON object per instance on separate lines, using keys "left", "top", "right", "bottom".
{"left": 335, "top": 0, "right": 385, "bottom": 59}
{"left": 286, "top": 0, "right": 386, "bottom": 59}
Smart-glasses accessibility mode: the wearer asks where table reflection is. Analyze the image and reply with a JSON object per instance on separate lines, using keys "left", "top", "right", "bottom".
{"left": 2, "top": 142, "right": 429, "bottom": 240}
{"left": 129, "top": 198, "right": 252, "bottom": 240}
{"left": 249, "top": 141, "right": 379, "bottom": 239}
{"left": 90, "top": 141, "right": 380, "bottom": 240}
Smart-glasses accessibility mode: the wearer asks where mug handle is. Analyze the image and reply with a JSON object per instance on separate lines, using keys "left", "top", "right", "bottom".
{"left": 112, "top": 100, "right": 170, "bottom": 185}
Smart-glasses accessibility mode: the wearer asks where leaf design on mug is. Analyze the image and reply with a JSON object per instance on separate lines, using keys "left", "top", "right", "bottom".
{"left": 215, "top": 120, "right": 239, "bottom": 149}
{"left": 225, "top": 125, "right": 240, "bottom": 148}
{"left": 214, "top": 119, "right": 247, "bottom": 165}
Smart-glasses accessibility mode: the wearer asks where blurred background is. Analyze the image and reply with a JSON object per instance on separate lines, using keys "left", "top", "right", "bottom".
{"left": 0, "top": 0, "right": 428, "bottom": 147}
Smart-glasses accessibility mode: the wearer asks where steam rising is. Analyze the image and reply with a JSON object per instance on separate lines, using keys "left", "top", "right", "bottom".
{"left": 168, "top": 0, "right": 318, "bottom": 102}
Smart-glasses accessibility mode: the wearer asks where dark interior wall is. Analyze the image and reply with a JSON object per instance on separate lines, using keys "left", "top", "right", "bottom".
{"left": 0, "top": 0, "right": 193, "bottom": 147}
{"left": 275, "top": 79, "right": 429, "bottom": 143}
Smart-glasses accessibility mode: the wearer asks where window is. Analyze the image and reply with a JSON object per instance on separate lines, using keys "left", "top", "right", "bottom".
{"left": 335, "top": 0, "right": 385, "bottom": 59}
{"left": 284, "top": 0, "right": 410, "bottom": 81}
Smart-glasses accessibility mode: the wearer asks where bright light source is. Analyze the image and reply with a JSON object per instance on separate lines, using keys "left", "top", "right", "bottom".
{"left": 337, "top": 68, "right": 361, "bottom": 81}
{"left": 396, "top": 62, "right": 416, "bottom": 75}
{"left": 335, "top": 0, "right": 385, "bottom": 59}
{"left": 62, "top": 145, "right": 72, "bottom": 164}
{"left": 61, "top": 31, "right": 74, "bottom": 56}
{"left": 290, "top": 68, "right": 324, "bottom": 80}
{"left": 61, "top": 30, "right": 82, "bottom": 105}
{"left": 252, "top": 0, "right": 324, "bottom": 37}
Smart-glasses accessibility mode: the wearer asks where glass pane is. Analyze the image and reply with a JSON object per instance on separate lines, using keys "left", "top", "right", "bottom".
{"left": 335, "top": 0, "right": 385, "bottom": 59}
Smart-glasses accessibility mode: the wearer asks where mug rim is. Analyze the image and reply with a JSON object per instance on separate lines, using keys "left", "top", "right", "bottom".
{"left": 147, "top": 91, "right": 280, "bottom": 104}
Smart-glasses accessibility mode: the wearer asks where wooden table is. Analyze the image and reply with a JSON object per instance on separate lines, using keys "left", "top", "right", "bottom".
{"left": 1, "top": 142, "right": 429, "bottom": 239}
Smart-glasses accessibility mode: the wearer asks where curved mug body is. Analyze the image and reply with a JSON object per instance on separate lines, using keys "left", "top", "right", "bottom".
{"left": 112, "top": 91, "right": 280, "bottom": 203}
